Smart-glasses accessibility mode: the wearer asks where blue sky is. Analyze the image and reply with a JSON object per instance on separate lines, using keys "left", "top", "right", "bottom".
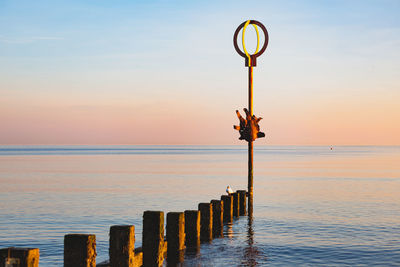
{"left": 1, "top": 0, "right": 399, "bottom": 144}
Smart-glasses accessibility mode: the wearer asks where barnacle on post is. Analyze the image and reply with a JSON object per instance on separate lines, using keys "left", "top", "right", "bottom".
{"left": 233, "top": 108, "right": 265, "bottom": 142}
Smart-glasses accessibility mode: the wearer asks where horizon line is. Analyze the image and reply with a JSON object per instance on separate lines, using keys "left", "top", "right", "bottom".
{"left": 0, "top": 144, "right": 399, "bottom": 147}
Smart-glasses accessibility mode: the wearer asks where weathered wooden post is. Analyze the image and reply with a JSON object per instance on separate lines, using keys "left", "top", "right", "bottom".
{"left": 198, "top": 203, "right": 213, "bottom": 242}
{"left": 233, "top": 20, "right": 269, "bottom": 216}
{"left": 184, "top": 210, "right": 200, "bottom": 249}
{"left": 109, "top": 225, "right": 135, "bottom": 267}
{"left": 221, "top": 195, "right": 233, "bottom": 223}
{"left": 211, "top": 199, "right": 224, "bottom": 237}
{"left": 64, "top": 234, "right": 96, "bottom": 267}
{"left": 166, "top": 212, "right": 185, "bottom": 263}
{"left": 0, "top": 247, "right": 39, "bottom": 267}
{"left": 232, "top": 192, "right": 240, "bottom": 217}
{"left": 143, "top": 211, "right": 165, "bottom": 267}
{"left": 237, "top": 190, "right": 247, "bottom": 216}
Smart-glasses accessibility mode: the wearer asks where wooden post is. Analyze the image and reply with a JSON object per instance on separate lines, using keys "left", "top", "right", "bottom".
{"left": 64, "top": 234, "right": 96, "bottom": 267}
{"left": 232, "top": 192, "right": 240, "bottom": 217}
{"left": 198, "top": 203, "right": 213, "bottom": 242}
{"left": 237, "top": 190, "right": 247, "bottom": 216}
{"left": 210, "top": 200, "right": 223, "bottom": 238}
{"left": 109, "top": 225, "right": 135, "bottom": 267}
{"left": 184, "top": 210, "right": 200, "bottom": 249}
{"left": 0, "top": 248, "right": 39, "bottom": 267}
{"left": 143, "top": 211, "right": 165, "bottom": 267}
{"left": 166, "top": 212, "right": 185, "bottom": 263}
{"left": 221, "top": 195, "right": 233, "bottom": 223}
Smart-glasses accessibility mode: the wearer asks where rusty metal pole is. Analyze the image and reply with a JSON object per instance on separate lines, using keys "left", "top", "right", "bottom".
{"left": 248, "top": 66, "right": 254, "bottom": 216}
{"left": 233, "top": 20, "right": 268, "bottom": 218}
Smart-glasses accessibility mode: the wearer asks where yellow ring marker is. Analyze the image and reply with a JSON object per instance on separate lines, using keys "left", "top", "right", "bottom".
{"left": 242, "top": 20, "right": 260, "bottom": 66}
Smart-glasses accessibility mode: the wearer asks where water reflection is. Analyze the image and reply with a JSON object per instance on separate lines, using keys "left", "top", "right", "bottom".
{"left": 241, "top": 215, "right": 261, "bottom": 266}
{"left": 225, "top": 223, "right": 234, "bottom": 240}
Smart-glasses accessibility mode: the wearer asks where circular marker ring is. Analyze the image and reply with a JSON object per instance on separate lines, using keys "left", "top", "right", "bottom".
{"left": 233, "top": 20, "right": 269, "bottom": 66}
{"left": 242, "top": 20, "right": 260, "bottom": 58}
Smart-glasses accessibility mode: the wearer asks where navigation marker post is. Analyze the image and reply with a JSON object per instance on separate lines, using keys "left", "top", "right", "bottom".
{"left": 233, "top": 20, "right": 269, "bottom": 216}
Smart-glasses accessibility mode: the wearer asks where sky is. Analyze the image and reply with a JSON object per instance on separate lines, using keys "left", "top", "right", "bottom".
{"left": 0, "top": 0, "right": 399, "bottom": 145}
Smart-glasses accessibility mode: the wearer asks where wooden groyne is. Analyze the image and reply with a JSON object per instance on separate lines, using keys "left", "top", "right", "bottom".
{"left": 0, "top": 190, "right": 247, "bottom": 267}
{"left": 0, "top": 248, "right": 39, "bottom": 267}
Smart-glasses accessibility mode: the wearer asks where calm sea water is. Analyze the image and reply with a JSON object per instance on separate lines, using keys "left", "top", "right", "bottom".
{"left": 0, "top": 145, "right": 399, "bottom": 266}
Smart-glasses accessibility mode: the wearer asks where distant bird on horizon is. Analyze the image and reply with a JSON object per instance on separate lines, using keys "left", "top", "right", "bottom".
{"left": 226, "top": 185, "right": 234, "bottom": 195}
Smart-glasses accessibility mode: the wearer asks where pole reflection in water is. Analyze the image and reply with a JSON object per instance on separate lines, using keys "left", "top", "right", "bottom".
{"left": 241, "top": 215, "right": 261, "bottom": 266}
{"left": 226, "top": 223, "right": 234, "bottom": 240}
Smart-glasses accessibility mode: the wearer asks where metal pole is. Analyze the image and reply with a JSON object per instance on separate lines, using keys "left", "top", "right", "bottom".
{"left": 233, "top": 20, "right": 268, "bottom": 217}
{"left": 248, "top": 66, "right": 253, "bottom": 115}
{"left": 248, "top": 66, "right": 254, "bottom": 216}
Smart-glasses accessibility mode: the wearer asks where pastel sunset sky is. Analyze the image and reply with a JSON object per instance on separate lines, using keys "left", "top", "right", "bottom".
{"left": 1, "top": 0, "right": 399, "bottom": 145}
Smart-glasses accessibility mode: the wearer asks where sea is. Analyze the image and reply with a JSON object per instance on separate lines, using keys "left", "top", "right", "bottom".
{"left": 0, "top": 145, "right": 399, "bottom": 266}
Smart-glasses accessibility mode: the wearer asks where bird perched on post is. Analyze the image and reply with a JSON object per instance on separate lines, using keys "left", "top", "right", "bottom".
{"left": 226, "top": 186, "right": 234, "bottom": 195}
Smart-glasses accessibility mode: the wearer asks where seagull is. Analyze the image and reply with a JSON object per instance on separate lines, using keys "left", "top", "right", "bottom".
{"left": 226, "top": 185, "right": 234, "bottom": 195}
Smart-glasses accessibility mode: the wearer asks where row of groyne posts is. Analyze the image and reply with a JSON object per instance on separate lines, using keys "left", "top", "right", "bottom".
{"left": 0, "top": 190, "right": 247, "bottom": 267}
